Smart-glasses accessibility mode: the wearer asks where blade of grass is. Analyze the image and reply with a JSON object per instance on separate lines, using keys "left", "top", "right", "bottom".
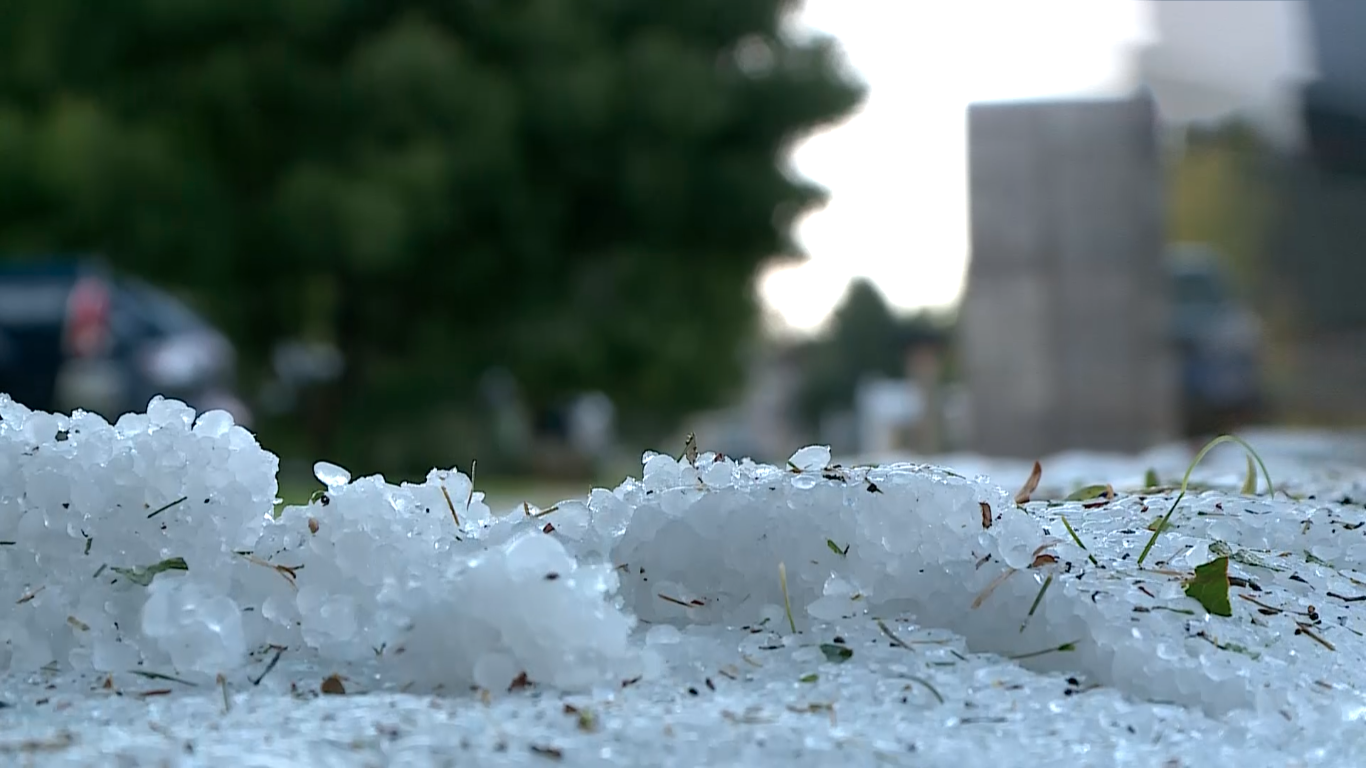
{"left": 1008, "top": 641, "right": 1078, "bottom": 661}
{"left": 778, "top": 562, "right": 796, "bottom": 634}
{"left": 874, "top": 620, "right": 947, "bottom": 703}
{"left": 129, "top": 669, "right": 198, "bottom": 686}
{"left": 1240, "top": 454, "right": 1257, "bottom": 495}
{"left": 1020, "top": 574, "right": 1054, "bottom": 633}
{"left": 1137, "top": 434, "right": 1275, "bottom": 567}
{"left": 903, "top": 674, "right": 945, "bottom": 704}
{"left": 1058, "top": 515, "right": 1099, "bottom": 566}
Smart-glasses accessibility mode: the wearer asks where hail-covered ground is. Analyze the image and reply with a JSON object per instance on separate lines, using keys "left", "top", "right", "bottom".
{"left": 2, "top": 396, "right": 1366, "bottom": 766}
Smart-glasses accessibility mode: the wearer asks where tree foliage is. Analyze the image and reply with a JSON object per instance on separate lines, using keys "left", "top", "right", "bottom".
{"left": 0, "top": 0, "right": 864, "bottom": 470}
{"left": 795, "top": 278, "right": 951, "bottom": 428}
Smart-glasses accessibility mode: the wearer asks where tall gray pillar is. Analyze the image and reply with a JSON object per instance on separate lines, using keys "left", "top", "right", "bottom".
{"left": 961, "top": 94, "right": 1178, "bottom": 458}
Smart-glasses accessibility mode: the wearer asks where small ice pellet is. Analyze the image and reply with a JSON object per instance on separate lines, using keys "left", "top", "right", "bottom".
{"left": 312, "top": 461, "right": 352, "bottom": 488}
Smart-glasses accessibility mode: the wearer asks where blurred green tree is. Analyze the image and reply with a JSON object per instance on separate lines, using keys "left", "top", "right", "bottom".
{"left": 795, "top": 278, "right": 951, "bottom": 429}
{"left": 0, "top": 0, "right": 863, "bottom": 471}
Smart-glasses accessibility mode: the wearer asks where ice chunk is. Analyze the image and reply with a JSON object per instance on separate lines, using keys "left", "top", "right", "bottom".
{"left": 142, "top": 576, "right": 246, "bottom": 676}
{"left": 312, "top": 461, "right": 352, "bottom": 489}
{"left": 788, "top": 445, "right": 832, "bottom": 471}
{"left": 645, "top": 624, "right": 682, "bottom": 645}
{"left": 147, "top": 396, "right": 195, "bottom": 429}
{"left": 193, "top": 409, "right": 235, "bottom": 437}
{"left": 472, "top": 652, "right": 519, "bottom": 691}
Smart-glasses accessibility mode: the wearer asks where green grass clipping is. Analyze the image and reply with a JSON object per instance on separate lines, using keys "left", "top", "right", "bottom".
{"left": 111, "top": 556, "right": 189, "bottom": 586}
{"left": 1137, "top": 434, "right": 1275, "bottom": 566}
{"left": 1185, "top": 556, "right": 1233, "bottom": 617}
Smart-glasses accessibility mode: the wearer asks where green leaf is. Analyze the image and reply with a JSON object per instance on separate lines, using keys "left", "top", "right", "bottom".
{"left": 1146, "top": 516, "right": 1174, "bottom": 533}
{"left": 1240, "top": 454, "right": 1257, "bottom": 495}
{"left": 111, "top": 557, "right": 188, "bottom": 586}
{"left": 826, "top": 539, "right": 848, "bottom": 557}
{"left": 1064, "top": 484, "right": 1112, "bottom": 502}
{"left": 819, "top": 643, "right": 853, "bottom": 663}
{"left": 799, "top": 673, "right": 818, "bottom": 683}
{"left": 1143, "top": 467, "right": 1160, "bottom": 488}
{"left": 1184, "top": 556, "right": 1233, "bottom": 617}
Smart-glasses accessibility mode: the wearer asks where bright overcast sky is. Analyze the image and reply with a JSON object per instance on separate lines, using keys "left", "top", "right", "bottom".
{"left": 760, "top": 0, "right": 1154, "bottom": 334}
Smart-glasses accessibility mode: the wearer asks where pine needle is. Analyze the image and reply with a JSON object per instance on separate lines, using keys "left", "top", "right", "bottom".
{"left": 146, "top": 496, "right": 188, "bottom": 520}
{"left": 440, "top": 483, "right": 460, "bottom": 527}
{"left": 971, "top": 567, "right": 1018, "bottom": 609}
{"left": 466, "top": 460, "right": 477, "bottom": 507}
{"left": 217, "top": 673, "right": 232, "bottom": 713}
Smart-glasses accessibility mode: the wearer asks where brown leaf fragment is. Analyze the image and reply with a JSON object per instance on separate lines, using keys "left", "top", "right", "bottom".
{"left": 1014, "top": 461, "right": 1042, "bottom": 504}
{"left": 321, "top": 674, "right": 346, "bottom": 695}
{"left": 1030, "top": 553, "right": 1059, "bottom": 568}
{"left": 979, "top": 502, "right": 992, "bottom": 529}
{"left": 972, "top": 568, "right": 1018, "bottom": 609}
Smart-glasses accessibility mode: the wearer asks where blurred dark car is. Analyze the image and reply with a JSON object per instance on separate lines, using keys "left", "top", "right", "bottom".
{"left": 0, "top": 257, "right": 251, "bottom": 424}
{"left": 1166, "top": 243, "right": 1263, "bottom": 436}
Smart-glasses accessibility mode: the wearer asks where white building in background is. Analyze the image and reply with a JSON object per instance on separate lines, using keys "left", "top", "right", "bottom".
{"left": 854, "top": 377, "right": 923, "bottom": 456}
{"left": 1134, "top": 0, "right": 1318, "bottom": 148}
